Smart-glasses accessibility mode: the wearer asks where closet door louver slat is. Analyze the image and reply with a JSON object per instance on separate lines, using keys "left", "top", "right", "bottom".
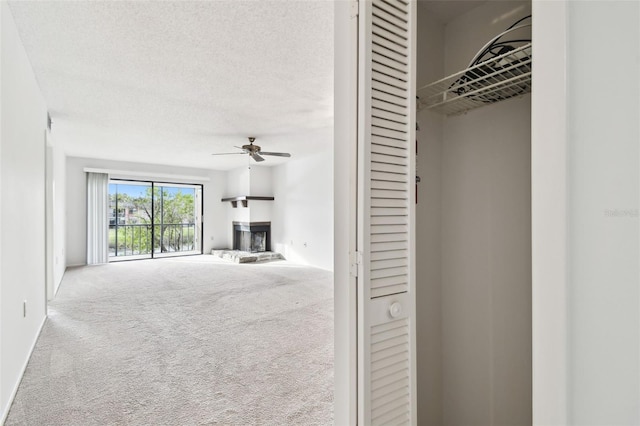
{"left": 374, "top": 0, "right": 408, "bottom": 23}
{"left": 371, "top": 179, "right": 407, "bottom": 191}
{"left": 371, "top": 249, "right": 409, "bottom": 260}
{"left": 372, "top": 8, "right": 408, "bottom": 37}
{"left": 372, "top": 42, "right": 408, "bottom": 67}
{"left": 358, "top": 0, "right": 416, "bottom": 424}
{"left": 370, "top": 318, "right": 411, "bottom": 425}
{"left": 372, "top": 100, "right": 407, "bottom": 120}
{"left": 371, "top": 171, "right": 407, "bottom": 183}
{"left": 372, "top": 58, "right": 408, "bottom": 82}
{"left": 372, "top": 38, "right": 408, "bottom": 66}
{"left": 371, "top": 105, "right": 408, "bottom": 126}
{"left": 371, "top": 241, "right": 408, "bottom": 252}
{"left": 372, "top": 17, "right": 408, "bottom": 46}
{"left": 372, "top": 88, "right": 408, "bottom": 109}
{"left": 372, "top": 116, "right": 408, "bottom": 134}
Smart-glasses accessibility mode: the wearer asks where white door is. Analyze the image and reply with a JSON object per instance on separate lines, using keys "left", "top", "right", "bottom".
{"left": 356, "top": 0, "right": 417, "bottom": 424}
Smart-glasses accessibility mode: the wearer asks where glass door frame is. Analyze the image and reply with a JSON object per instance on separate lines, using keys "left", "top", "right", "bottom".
{"left": 152, "top": 181, "right": 204, "bottom": 258}
{"left": 108, "top": 178, "right": 204, "bottom": 261}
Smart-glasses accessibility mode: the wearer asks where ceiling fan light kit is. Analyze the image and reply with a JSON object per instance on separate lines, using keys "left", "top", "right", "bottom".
{"left": 212, "top": 137, "right": 292, "bottom": 162}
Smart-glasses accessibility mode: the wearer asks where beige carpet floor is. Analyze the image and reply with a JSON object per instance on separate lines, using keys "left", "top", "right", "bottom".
{"left": 6, "top": 256, "right": 333, "bottom": 425}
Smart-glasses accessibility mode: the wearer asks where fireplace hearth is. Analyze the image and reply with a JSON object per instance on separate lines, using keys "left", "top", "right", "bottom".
{"left": 233, "top": 222, "right": 271, "bottom": 253}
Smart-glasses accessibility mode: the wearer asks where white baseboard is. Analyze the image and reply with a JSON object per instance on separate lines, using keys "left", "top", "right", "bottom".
{"left": 0, "top": 315, "right": 47, "bottom": 425}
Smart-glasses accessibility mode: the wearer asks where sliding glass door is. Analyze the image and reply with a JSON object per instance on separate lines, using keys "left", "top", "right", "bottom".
{"left": 153, "top": 183, "right": 201, "bottom": 257}
{"left": 108, "top": 180, "right": 203, "bottom": 260}
{"left": 109, "top": 181, "right": 153, "bottom": 259}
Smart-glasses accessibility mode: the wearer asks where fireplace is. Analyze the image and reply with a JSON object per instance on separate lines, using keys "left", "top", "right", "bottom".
{"left": 233, "top": 222, "right": 271, "bottom": 253}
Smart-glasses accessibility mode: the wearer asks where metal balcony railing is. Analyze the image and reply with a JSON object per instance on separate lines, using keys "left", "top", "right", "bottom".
{"left": 109, "top": 223, "right": 197, "bottom": 257}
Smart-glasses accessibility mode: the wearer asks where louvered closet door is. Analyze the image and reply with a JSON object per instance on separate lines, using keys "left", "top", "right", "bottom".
{"left": 357, "top": 0, "right": 416, "bottom": 424}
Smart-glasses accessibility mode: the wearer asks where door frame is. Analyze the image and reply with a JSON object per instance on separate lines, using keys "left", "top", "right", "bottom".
{"left": 334, "top": 1, "right": 417, "bottom": 423}
{"left": 334, "top": 1, "right": 359, "bottom": 424}
{"left": 336, "top": 0, "right": 569, "bottom": 423}
{"left": 531, "top": 1, "right": 568, "bottom": 423}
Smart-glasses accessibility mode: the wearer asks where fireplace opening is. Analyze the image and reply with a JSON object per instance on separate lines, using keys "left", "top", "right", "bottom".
{"left": 233, "top": 222, "right": 271, "bottom": 253}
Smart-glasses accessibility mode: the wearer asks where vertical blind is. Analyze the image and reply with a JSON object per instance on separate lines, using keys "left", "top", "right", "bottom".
{"left": 86, "top": 172, "right": 109, "bottom": 264}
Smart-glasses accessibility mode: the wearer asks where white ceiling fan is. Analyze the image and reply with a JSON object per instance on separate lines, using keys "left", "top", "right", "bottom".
{"left": 212, "top": 137, "right": 292, "bottom": 162}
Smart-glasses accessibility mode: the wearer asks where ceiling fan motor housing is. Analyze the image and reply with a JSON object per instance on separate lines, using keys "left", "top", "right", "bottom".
{"left": 242, "top": 137, "right": 260, "bottom": 153}
{"left": 242, "top": 144, "right": 261, "bottom": 153}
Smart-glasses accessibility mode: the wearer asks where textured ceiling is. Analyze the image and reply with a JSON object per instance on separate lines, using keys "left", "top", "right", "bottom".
{"left": 8, "top": 1, "right": 334, "bottom": 170}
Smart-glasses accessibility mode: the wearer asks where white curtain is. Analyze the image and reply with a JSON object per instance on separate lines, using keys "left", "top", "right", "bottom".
{"left": 87, "top": 172, "right": 109, "bottom": 264}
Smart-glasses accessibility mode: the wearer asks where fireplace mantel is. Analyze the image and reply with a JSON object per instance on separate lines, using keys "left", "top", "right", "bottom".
{"left": 221, "top": 195, "right": 274, "bottom": 208}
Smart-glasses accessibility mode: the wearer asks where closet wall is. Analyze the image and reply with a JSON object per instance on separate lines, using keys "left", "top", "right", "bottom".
{"left": 415, "top": 5, "right": 444, "bottom": 425}
{"left": 416, "top": 2, "right": 532, "bottom": 425}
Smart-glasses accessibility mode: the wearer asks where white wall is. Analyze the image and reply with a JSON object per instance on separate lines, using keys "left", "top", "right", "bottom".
{"left": 45, "top": 131, "right": 66, "bottom": 299}
{"left": 566, "top": 1, "right": 639, "bottom": 423}
{"left": 272, "top": 148, "right": 333, "bottom": 270}
{"left": 532, "top": 2, "right": 640, "bottom": 423}
{"left": 415, "top": 4, "right": 444, "bottom": 424}
{"left": 65, "top": 157, "right": 228, "bottom": 266}
{"left": 441, "top": 96, "right": 531, "bottom": 425}
{"left": 248, "top": 165, "right": 273, "bottom": 223}
{"left": 45, "top": 140, "right": 53, "bottom": 299}
{"left": 0, "top": 2, "right": 48, "bottom": 419}
{"left": 249, "top": 165, "right": 272, "bottom": 195}
{"left": 0, "top": 0, "right": 3, "bottom": 414}
{"left": 224, "top": 166, "right": 251, "bottom": 244}
{"left": 443, "top": 1, "right": 531, "bottom": 76}
{"left": 52, "top": 136, "right": 66, "bottom": 291}
{"left": 225, "top": 165, "right": 250, "bottom": 197}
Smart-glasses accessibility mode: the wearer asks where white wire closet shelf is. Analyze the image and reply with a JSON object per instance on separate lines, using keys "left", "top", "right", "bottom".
{"left": 417, "top": 43, "right": 532, "bottom": 116}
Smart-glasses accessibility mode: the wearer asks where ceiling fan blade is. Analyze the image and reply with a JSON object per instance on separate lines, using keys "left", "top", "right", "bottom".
{"left": 258, "top": 151, "right": 291, "bottom": 157}
{"left": 211, "top": 152, "right": 246, "bottom": 156}
{"left": 251, "top": 152, "right": 266, "bottom": 162}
